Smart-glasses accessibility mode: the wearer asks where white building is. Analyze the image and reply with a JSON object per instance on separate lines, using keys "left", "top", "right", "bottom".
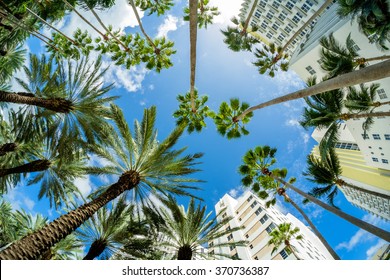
{"left": 288, "top": 2, "right": 390, "bottom": 219}
{"left": 209, "top": 192, "right": 334, "bottom": 260}
{"left": 239, "top": 0, "right": 331, "bottom": 56}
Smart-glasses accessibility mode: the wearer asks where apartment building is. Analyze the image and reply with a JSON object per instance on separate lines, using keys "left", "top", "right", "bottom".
{"left": 209, "top": 192, "right": 334, "bottom": 260}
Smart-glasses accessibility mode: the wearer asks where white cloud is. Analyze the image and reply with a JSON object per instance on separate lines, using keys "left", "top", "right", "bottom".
{"left": 74, "top": 176, "right": 93, "bottom": 197}
{"left": 366, "top": 240, "right": 387, "bottom": 259}
{"left": 209, "top": 0, "right": 244, "bottom": 25}
{"left": 105, "top": 65, "right": 149, "bottom": 93}
{"left": 228, "top": 186, "right": 244, "bottom": 198}
{"left": 156, "top": 15, "right": 179, "bottom": 38}
{"left": 285, "top": 118, "right": 300, "bottom": 127}
{"left": 23, "top": 197, "right": 35, "bottom": 211}
{"left": 301, "top": 132, "right": 310, "bottom": 144}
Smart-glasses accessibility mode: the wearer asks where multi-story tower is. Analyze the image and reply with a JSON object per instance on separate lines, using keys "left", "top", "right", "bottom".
{"left": 238, "top": 0, "right": 329, "bottom": 56}
{"left": 311, "top": 127, "right": 390, "bottom": 220}
{"left": 288, "top": 2, "right": 390, "bottom": 220}
{"left": 209, "top": 192, "right": 334, "bottom": 260}
{"left": 370, "top": 244, "right": 390, "bottom": 260}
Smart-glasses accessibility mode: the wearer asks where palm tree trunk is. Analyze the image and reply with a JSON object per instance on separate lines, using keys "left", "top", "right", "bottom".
{"left": 177, "top": 244, "right": 193, "bottom": 260}
{"left": 357, "top": 55, "right": 390, "bottom": 63}
{"left": 280, "top": 0, "right": 334, "bottom": 55}
{"left": 129, "top": 0, "right": 157, "bottom": 49}
{"left": 287, "top": 244, "right": 301, "bottom": 260}
{"left": 83, "top": 239, "right": 107, "bottom": 260}
{"left": 25, "top": 7, "right": 78, "bottom": 45}
{"left": 243, "top": 0, "right": 259, "bottom": 32}
{"left": 0, "top": 159, "right": 51, "bottom": 177}
{"left": 189, "top": 0, "right": 198, "bottom": 112}
{"left": 270, "top": 174, "right": 390, "bottom": 242}
{"left": 0, "top": 170, "right": 140, "bottom": 260}
{"left": 373, "top": 100, "right": 390, "bottom": 107}
{"left": 236, "top": 59, "right": 390, "bottom": 121}
{"left": 280, "top": 191, "right": 340, "bottom": 260}
{"left": 88, "top": 6, "right": 129, "bottom": 51}
{"left": 0, "top": 143, "right": 18, "bottom": 156}
{"left": 337, "top": 179, "right": 390, "bottom": 201}
{"left": 61, "top": 0, "right": 108, "bottom": 40}
{"left": 340, "top": 111, "right": 390, "bottom": 120}
{"left": 0, "top": 91, "right": 73, "bottom": 113}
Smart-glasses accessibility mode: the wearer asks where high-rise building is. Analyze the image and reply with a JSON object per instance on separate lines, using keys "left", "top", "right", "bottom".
{"left": 238, "top": 0, "right": 330, "bottom": 56}
{"left": 287, "top": 2, "right": 390, "bottom": 220}
{"left": 370, "top": 244, "right": 390, "bottom": 260}
{"left": 209, "top": 192, "right": 334, "bottom": 260}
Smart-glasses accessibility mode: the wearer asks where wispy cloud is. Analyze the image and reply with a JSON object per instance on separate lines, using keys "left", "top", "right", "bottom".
{"left": 209, "top": 0, "right": 244, "bottom": 25}
{"left": 228, "top": 186, "right": 244, "bottom": 198}
{"left": 74, "top": 176, "right": 94, "bottom": 197}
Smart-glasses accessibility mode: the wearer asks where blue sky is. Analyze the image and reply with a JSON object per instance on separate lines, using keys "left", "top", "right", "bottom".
{"left": 3, "top": 0, "right": 389, "bottom": 260}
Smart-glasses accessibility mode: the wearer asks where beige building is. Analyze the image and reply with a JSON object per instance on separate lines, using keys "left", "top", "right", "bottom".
{"left": 209, "top": 192, "right": 335, "bottom": 260}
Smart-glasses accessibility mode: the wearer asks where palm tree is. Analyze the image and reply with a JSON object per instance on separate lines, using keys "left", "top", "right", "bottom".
{"left": 1, "top": 54, "right": 117, "bottom": 157}
{"left": 300, "top": 85, "right": 390, "bottom": 157}
{"left": 212, "top": 98, "right": 253, "bottom": 139}
{"left": 252, "top": 43, "right": 289, "bottom": 77}
{"left": 238, "top": 145, "right": 390, "bottom": 242}
{"left": 158, "top": 196, "right": 246, "bottom": 260}
{"left": 0, "top": 105, "right": 203, "bottom": 260}
{"left": 221, "top": 17, "right": 259, "bottom": 52}
{"left": 304, "top": 148, "right": 390, "bottom": 208}
{"left": 319, "top": 33, "right": 390, "bottom": 78}
{"left": 0, "top": 43, "right": 25, "bottom": 86}
{"left": 183, "top": 0, "right": 220, "bottom": 29}
{"left": 129, "top": 0, "right": 176, "bottom": 72}
{"left": 75, "top": 197, "right": 131, "bottom": 260}
{"left": 0, "top": 133, "right": 87, "bottom": 209}
{"left": 135, "top": 0, "right": 174, "bottom": 16}
{"left": 336, "top": 0, "right": 390, "bottom": 50}
{"left": 268, "top": 222, "right": 303, "bottom": 260}
{"left": 0, "top": 201, "right": 82, "bottom": 259}
{"left": 239, "top": 149, "right": 340, "bottom": 260}
{"left": 253, "top": 0, "right": 334, "bottom": 75}
{"left": 228, "top": 58, "right": 390, "bottom": 128}
{"left": 173, "top": 89, "right": 212, "bottom": 134}
{"left": 188, "top": 0, "right": 198, "bottom": 112}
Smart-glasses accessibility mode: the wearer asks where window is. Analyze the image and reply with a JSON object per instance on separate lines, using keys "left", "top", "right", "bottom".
{"left": 266, "top": 223, "right": 276, "bottom": 233}
{"left": 284, "top": 23, "right": 293, "bottom": 33}
{"left": 292, "top": 12, "right": 303, "bottom": 24}
{"left": 381, "top": 153, "right": 384, "bottom": 156}
{"left": 272, "top": 1, "right": 280, "bottom": 9}
{"left": 278, "top": 10, "right": 288, "bottom": 21}
{"left": 222, "top": 213, "right": 227, "bottom": 218}
{"left": 372, "top": 157, "right": 378, "bottom": 162}
{"left": 245, "top": 234, "right": 249, "bottom": 238}
{"left": 260, "top": 1, "right": 267, "bottom": 8}
{"left": 348, "top": 39, "right": 361, "bottom": 51}
{"left": 379, "top": 147, "right": 383, "bottom": 150}
{"left": 280, "top": 249, "right": 289, "bottom": 259}
{"left": 259, "top": 214, "right": 269, "bottom": 224}
{"left": 227, "top": 234, "right": 233, "bottom": 241}
{"left": 261, "top": 22, "right": 268, "bottom": 29}
{"left": 229, "top": 245, "right": 235, "bottom": 251}
{"left": 305, "top": 66, "right": 316, "bottom": 75}
{"left": 266, "top": 32, "right": 274, "bottom": 39}
{"left": 239, "top": 218, "right": 242, "bottom": 221}
{"left": 368, "top": 146, "right": 372, "bottom": 149}
{"left": 255, "top": 207, "right": 263, "bottom": 215}
{"left": 232, "top": 253, "right": 239, "bottom": 260}
{"left": 271, "top": 23, "right": 279, "bottom": 31}
{"left": 254, "top": 10, "right": 261, "bottom": 19}
{"left": 277, "top": 34, "right": 286, "bottom": 41}
{"left": 382, "top": 159, "right": 389, "bottom": 164}
{"left": 286, "top": 1, "right": 294, "bottom": 10}
{"left": 266, "top": 12, "right": 274, "bottom": 20}
{"left": 301, "top": 3, "right": 311, "bottom": 12}
{"left": 385, "top": 134, "right": 390, "bottom": 140}
{"left": 250, "top": 201, "right": 258, "bottom": 208}
{"left": 249, "top": 244, "right": 253, "bottom": 249}
{"left": 361, "top": 134, "right": 369, "bottom": 139}
{"left": 373, "top": 134, "right": 381, "bottom": 140}
{"left": 226, "top": 226, "right": 231, "bottom": 231}
{"left": 247, "top": 195, "right": 253, "bottom": 202}
{"left": 377, "top": 88, "right": 387, "bottom": 99}
{"left": 254, "top": 256, "right": 258, "bottom": 260}
{"left": 209, "top": 241, "right": 214, "bottom": 247}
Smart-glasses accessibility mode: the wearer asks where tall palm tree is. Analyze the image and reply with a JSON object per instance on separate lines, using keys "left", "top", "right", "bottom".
{"left": 268, "top": 222, "right": 303, "bottom": 260}
{"left": 336, "top": 0, "right": 390, "bottom": 50}
{"left": 135, "top": 0, "right": 174, "bottom": 16}
{"left": 183, "top": 0, "right": 220, "bottom": 29}
{"left": 0, "top": 201, "right": 82, "bottom": 259}
{"left": 304, "top": 148, "right": 390, "bottom": 208}
{"left": 300, "top": 85, "right": 390, "bottom": 157}
{"left": 227, "top": 59, "right": 390, "bottom": 129}
{"left": 158, "top": 196, "right": 246, "bottom": 260}
{"left": 0, "top": 105, "right": 203, "bottom": 260}
{"left": 319, "top": 33, "right": 390, "bottom": 78}
{"left": 129, "top": 0, "right": 176, "bottom": 72}
{"left": 1, "top": 54, "right": 117, "bottom": 157}
{"left": 0, "top": 133, "right": 87, "bottom": 209}
{"left": 75, "top": 197, "right": 131, "bottom": 260}
{"left": 253, "top": 0, "right": 334, "bottom": 75}
{"left": 238, "top": 145, "right": 390, "bottom": 242}
{"left": 0, "top": 43, "right": 25, "bottom": 86}
{"left": 239, "top": 148, "right": 340, "bottom": 260}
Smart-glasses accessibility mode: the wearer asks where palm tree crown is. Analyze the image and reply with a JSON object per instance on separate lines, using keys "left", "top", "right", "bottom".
{"left": 268, "top": 222, "right": 303, "bottom": 260}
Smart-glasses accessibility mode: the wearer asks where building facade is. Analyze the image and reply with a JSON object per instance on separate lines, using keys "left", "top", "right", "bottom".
{"left": 239, "top": 0, "right": 330, "bottom": 56}
{"left": 209, "top": 192, "right": 334, "bottom": 260}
